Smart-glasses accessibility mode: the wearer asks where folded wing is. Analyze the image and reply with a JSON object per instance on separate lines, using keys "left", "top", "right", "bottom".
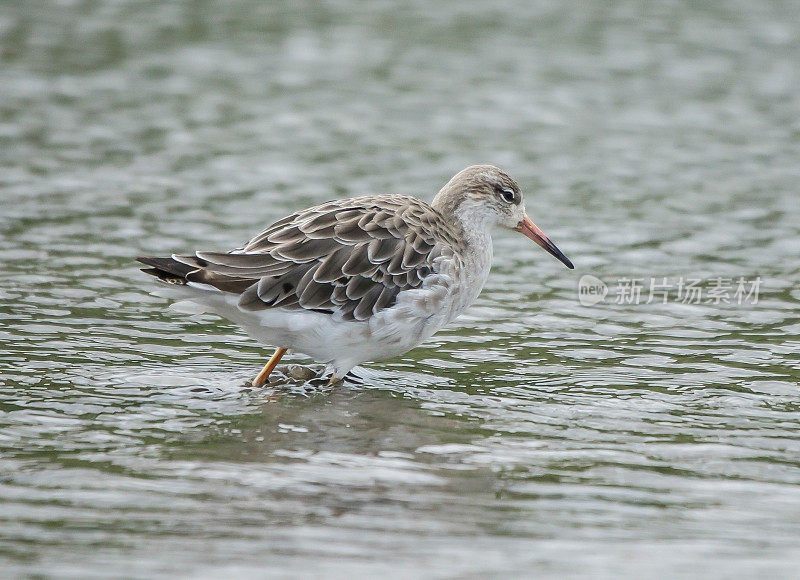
{"left": 139, "top": 195, "right": 458, "bottom": 322}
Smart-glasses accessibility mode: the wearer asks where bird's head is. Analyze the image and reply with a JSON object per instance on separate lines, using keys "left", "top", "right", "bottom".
{"left": 433, "top": 165, "right": 574, "bottom": 269}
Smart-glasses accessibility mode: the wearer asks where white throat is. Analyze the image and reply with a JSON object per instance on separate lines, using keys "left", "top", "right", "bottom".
{"left": 453, "top": 199, "right": 495, "bottom": 253}
{"left": 450, "top": 200, "right": 495, "bottom": 313}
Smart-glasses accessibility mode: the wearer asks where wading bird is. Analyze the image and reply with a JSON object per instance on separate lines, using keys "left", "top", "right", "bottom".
{"left": 138, "top": 165, "right": 573, "bottom": 386}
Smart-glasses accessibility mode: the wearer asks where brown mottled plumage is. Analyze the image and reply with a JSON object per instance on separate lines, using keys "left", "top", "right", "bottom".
{"left": 140, "top": 195, "right": 460, "bottom": 322}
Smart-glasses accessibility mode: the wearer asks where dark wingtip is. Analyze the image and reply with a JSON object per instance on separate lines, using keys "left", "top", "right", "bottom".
{"left": 136, "top": 256, "right": 194, "bottom": 279}
{"left": 136, "top": 256, "right": 162, "bottom": 268}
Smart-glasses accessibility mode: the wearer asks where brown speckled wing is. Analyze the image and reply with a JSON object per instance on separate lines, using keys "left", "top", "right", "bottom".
{"left": 176, "top": 195, "right": 461, "bottom": 321}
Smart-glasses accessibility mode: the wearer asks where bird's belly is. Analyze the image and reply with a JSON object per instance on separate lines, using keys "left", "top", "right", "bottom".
{"left": 163, "top": 274, "right": 466, "bottom": 371}
{"left": 208, "top": 290, "right": 443, "bottom": 365}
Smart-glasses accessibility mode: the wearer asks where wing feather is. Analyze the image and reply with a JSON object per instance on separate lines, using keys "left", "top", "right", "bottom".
{"left": 353, "top": 284, "right": 384, "bottom": 321}
{"left": 341, "top": 243, "right": 371, "bottom": 276}
{"left": 345, "top": 275, "right": 375, "bottom": 300}
{"left": 314, "top": 247, "right": 351, "bottom": 283}
{"left": 169, "top": 195, "right": 458, "bottom": 321}
{"left": 367, "top": 237, "right": 399, "bottom": 262}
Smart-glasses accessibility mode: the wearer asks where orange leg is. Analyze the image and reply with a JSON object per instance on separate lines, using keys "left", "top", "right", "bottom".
{"left": 252, "top": 347, "right": 287, "bottom": 387}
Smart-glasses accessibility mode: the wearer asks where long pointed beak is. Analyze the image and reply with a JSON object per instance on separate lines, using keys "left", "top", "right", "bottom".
{"left": 515, "top": 215, "right": 574, "bottom": 269}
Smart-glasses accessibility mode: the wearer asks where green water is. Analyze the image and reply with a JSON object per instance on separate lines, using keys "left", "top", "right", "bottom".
{"left": 1, "top": 1, "right": 799, "bottom": 577}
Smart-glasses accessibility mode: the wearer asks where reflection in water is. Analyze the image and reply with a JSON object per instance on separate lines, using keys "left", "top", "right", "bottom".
{"left": 2, "top": 0, "right": 800, "bottom": 577}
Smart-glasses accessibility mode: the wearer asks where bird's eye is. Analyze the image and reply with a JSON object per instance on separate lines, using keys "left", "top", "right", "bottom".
{"left": 500, "top": 189, "right": 516, "bottom": 203}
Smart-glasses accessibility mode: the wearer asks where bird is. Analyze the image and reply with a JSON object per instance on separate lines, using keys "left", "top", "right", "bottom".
{"left": 137, "top": 165, "right": 574, "bottom": 387}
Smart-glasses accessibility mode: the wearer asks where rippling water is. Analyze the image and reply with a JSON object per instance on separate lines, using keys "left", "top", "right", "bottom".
{"left": 2, "top": 1, "right": 800, "bottom": 577}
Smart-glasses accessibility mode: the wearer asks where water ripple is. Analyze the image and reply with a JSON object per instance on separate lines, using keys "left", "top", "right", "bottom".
{"left": 2, "top": 0, "right": 800, "bottom": 577}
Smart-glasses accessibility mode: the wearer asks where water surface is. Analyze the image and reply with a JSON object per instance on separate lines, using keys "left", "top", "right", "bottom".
{"left": 1, "top": 1, "right": 800, "bottom": 577}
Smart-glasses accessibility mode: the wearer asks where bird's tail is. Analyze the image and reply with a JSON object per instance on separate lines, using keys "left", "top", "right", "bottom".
{"left": 137, "top": 256, "right": 194, "bottom": 285}
{"left": 137, "top": 255, "right": 256, "bottom": 294}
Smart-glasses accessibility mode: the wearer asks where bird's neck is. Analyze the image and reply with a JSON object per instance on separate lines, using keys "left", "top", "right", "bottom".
{"left": 431, "top": 193, "right": 494, "bottom": 319}
{"left": 432, "top": 195, "right": 492, "bottom": 252}
{"left": 442, "top": 198, "right": 494, "bottom": 288}
{"left": 450, "top": 203, "right": 495, "bottom": 317}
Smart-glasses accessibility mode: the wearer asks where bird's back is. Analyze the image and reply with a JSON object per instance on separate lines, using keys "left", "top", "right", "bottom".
{"left": 139, "top": 194, "right": 465, "bottom": 323}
